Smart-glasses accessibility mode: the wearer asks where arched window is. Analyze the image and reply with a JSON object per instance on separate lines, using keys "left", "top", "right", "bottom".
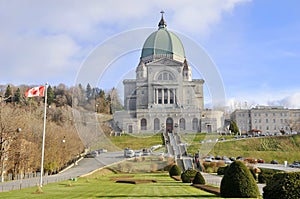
{"left": 179, "top": 118, "right": 186, "bottom": 130}
{"left": 141, "top": 118, "right": 147, "bottom": 130}
{"left": 157, "top": 71, "right": 175, "bottom": 81}
{"left": 154, "top": 118, "right": 160, "bottom": 130}
{"left": 192, "top": 118, "right": 198, "bottom": 131}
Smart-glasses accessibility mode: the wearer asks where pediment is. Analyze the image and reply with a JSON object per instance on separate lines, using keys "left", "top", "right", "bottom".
{"left": 148, "top": 57, "right": 183, "bottom": 67}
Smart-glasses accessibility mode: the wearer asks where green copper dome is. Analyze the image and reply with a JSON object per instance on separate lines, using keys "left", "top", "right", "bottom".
{"left": 141, "top": 13, "right": 185, "bottom": 62}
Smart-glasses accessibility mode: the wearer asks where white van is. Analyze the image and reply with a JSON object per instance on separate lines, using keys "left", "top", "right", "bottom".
{"left": 125, "top": 149, "right": 135, "bottom": 158}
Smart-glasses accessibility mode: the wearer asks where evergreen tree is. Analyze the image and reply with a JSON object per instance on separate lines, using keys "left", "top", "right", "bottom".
{"left": 99, "top": 89, "right": 105, "bottom": 99}
{"left": 14, "top": 88, "right": 21, "bottom": 103}
{"left": 229, "top": 120, "right": 239, "bottom": 135}
{"left": 108, "top": 88, "right": 123, "bottom": 114}
{"left": 4, "top": 85, "right": 12, "bottom": 102}
{"left": 95, "top": 89, "right": 109, "bottom": 113}
{"left": 86, "top": 83, "right": 92, "bottom": 100}
{"left": 47, "top": 85, "right": 54, "bottom": 105}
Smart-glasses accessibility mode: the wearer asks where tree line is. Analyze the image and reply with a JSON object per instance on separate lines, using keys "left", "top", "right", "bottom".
{"left": 0, "top": 83, "right": 123, "bottom": 114}
{"left": 0, "top": 83, "right": 123, "bottom": 181}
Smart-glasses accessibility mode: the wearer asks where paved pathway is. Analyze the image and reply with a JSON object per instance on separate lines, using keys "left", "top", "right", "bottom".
{"left": 257, "top": 163, "right": 300, "bottom": 172}
{"left": 201, "top": 172, "right": 265, "bottom": 195}
{"left": 0, "top": 151, "right": 125, "bottom": 192}
{"left": 1, "top": 150, "right": 299, "bottom": 195}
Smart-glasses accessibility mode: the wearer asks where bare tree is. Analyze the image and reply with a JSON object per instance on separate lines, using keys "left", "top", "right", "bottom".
{"left": 0, "top": 103, "right": 25, "bottom": 181}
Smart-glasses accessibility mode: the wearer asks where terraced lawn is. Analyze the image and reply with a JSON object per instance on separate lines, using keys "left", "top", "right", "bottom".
{"left": 0, "top": 171, "right": 218, "bottom": 199}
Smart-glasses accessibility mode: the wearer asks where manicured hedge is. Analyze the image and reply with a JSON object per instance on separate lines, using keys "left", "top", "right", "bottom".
{"left": 217, "top": 166, "right": 228, "bottom": 175}
{"left": 263, "top": 172, "right": 300, "bottom": 199}
{"left": 192, "top": 171, "right": 205, "bottom": 185}
{"left": 220, "top": 161, "right": 259, "bottom": 198}
{"left": 258, "top": 168, "right": 280, "bottom": 183}
{"left": 168, "top": 164, "right": 181, "bottom": 177}
{"left": 181, "top": 169, "right": 198, "bottom": 183}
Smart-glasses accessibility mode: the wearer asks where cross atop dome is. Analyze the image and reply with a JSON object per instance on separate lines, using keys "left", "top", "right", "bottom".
{"left": 158, "top": 10, "right": 167, "bottom": 29}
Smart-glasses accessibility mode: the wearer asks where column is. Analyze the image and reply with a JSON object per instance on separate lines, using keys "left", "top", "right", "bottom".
{"left": 156, "top": 89, "right": 158, "bottom": 104}
{"left": 153, "top": 89, "right": 156, "bottom": 104}
{"left": 167, "top": 89, "right": 170, "bottom": 104}
{"left": 162, "top": 89, "right": 164, "bottom": 104}
{"left": 174, "top": 89, "right": 177, "bottom": 104}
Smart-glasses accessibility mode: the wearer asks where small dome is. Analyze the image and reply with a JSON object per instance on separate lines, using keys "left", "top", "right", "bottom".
{"left": 141, "top": 13, "right": 185, "bottom": 63}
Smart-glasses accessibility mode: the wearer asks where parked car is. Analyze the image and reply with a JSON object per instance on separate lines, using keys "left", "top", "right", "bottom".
{"left": 229, "top": 157, "right": 236, "bottom": 161}
{"left": 270, "top": 160, "right": 279, "bottom": 164}
{"left": 257, "top": 159, "right": 265, "bottom": 163}
{"left": 289, "top": 161, "right": 300, "bottom": 168}
{"left": 97, "top": 148, "right": 107, "bottom": 153}
{"left": 125, "top": 149, "right": 135, "bottom": 158}
{"left": 289, "top": 163, "right": 300, "bottom": 168}
{"left": 142, "top": 148, "right": 151, "bottom": 156}
{"left": 134, "top": 151, "right": 142, "bottom": 157}
{"left": 215, "top": 155, "right": 221, "bottom": 160}
{"left": 224, "top": 159, "right": 233, "bottom": 164}
{"left": 236, "top": 156, "right": 244, "bottom": 160}
{"left": 85, "top": 151, "right": 98, "bottom": 158}
{"left": 244, "top": 158, "right": 258, "bottom": 164}
{"left": 204, "top": 157, "right": 213, "bottom": 162}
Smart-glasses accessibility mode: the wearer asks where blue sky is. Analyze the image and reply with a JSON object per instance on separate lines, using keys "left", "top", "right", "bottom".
{"left": 0, "top": 0, "right": 300, "bottom": 109}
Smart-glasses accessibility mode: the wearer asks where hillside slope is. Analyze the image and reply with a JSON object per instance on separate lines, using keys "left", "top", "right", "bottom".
{"left": 188, "top": 134, "right": 300, "bottom": 163}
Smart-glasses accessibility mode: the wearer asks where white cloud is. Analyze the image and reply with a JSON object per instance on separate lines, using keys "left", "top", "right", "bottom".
{"left": 225, "top": 89, "right": 300, "bottom": 110}
{"left": 0, "top": 0, "right": 251, "bottom": 86}
{"left": 268, "top": 92, "right": 300, "bottom": 109}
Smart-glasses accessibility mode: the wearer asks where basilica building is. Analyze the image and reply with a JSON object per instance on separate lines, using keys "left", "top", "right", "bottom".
{"left": 114, "top": 13, "right": 218, "bottom": 134}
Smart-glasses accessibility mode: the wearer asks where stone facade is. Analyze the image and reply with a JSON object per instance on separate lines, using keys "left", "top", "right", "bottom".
{"left": 231, "top": 106, "right": 300, "bottom": 134}
{"left": 113, "top": 14, "right": 224, "bottom": 134}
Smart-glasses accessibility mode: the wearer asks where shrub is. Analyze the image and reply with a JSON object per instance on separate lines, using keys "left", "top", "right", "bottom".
{"left": 258, "top": 168, "right": 278, "bottom": 183}
{"left": 192, "top": 172, "right": 205, "bottom": 184}
{"left": 203, "top": 162, "right": 219, "bottom": 173}
{"left": 169, "top": 164, "right": 181, "bottom": 177}
{"left": 181, "top": 169, "right": 198, "bottom": 183}
{"left": 220, "top": 161, "right": 259, "bottom": 198}
{"left": 263, "top": 172, "right": 300, "bottom": 199}
{"left": 217, "top": 166, "right": 228, "bottom": 175}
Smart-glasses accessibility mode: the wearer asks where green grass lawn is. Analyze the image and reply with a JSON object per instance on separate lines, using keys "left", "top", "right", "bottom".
{"left": 0, "top": 171, "right": 219, "bottom": 199}
{"left": 110, "top": 133, "right": 163, "bottom": 150}
{"left": 109, "top": 132, "right": 300, "bottom": 163}
{"left": 188, "top": 134, "right": 300, "bottom": 163}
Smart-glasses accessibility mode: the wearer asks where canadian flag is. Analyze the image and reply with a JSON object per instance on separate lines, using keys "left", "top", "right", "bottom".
{"left": 25, "top": 86, "right": 45, "bottom": 97}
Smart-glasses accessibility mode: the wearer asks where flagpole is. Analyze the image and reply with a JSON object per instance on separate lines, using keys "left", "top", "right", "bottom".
{"left": 40, "top": 83, "right": 48, "bottom": 187}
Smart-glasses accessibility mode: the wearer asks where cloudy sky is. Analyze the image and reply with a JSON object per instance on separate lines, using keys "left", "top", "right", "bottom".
{"left": 1, "top": 0, "right": 300, "bottom": 108}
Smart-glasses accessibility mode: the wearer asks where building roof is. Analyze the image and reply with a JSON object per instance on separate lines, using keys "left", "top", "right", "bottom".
{"left": 141, "top": 12, "right": 185, "bottom": 62}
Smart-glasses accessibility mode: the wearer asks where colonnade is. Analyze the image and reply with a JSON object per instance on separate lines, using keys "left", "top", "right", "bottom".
{"left": 153, "top": 88, "right": 177, "bottom": 104}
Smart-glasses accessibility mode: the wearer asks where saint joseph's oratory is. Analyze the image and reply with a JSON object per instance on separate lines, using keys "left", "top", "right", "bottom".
{"left": 114, "top": 13, "right": 223, "bottom": 134}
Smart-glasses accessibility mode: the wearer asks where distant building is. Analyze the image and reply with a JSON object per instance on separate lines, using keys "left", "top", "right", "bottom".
{"left": 231, "top": 105, "right": 300, "bottom": 134}
{"left": 113, "top": 13, "right": 223, "bottom": 134}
